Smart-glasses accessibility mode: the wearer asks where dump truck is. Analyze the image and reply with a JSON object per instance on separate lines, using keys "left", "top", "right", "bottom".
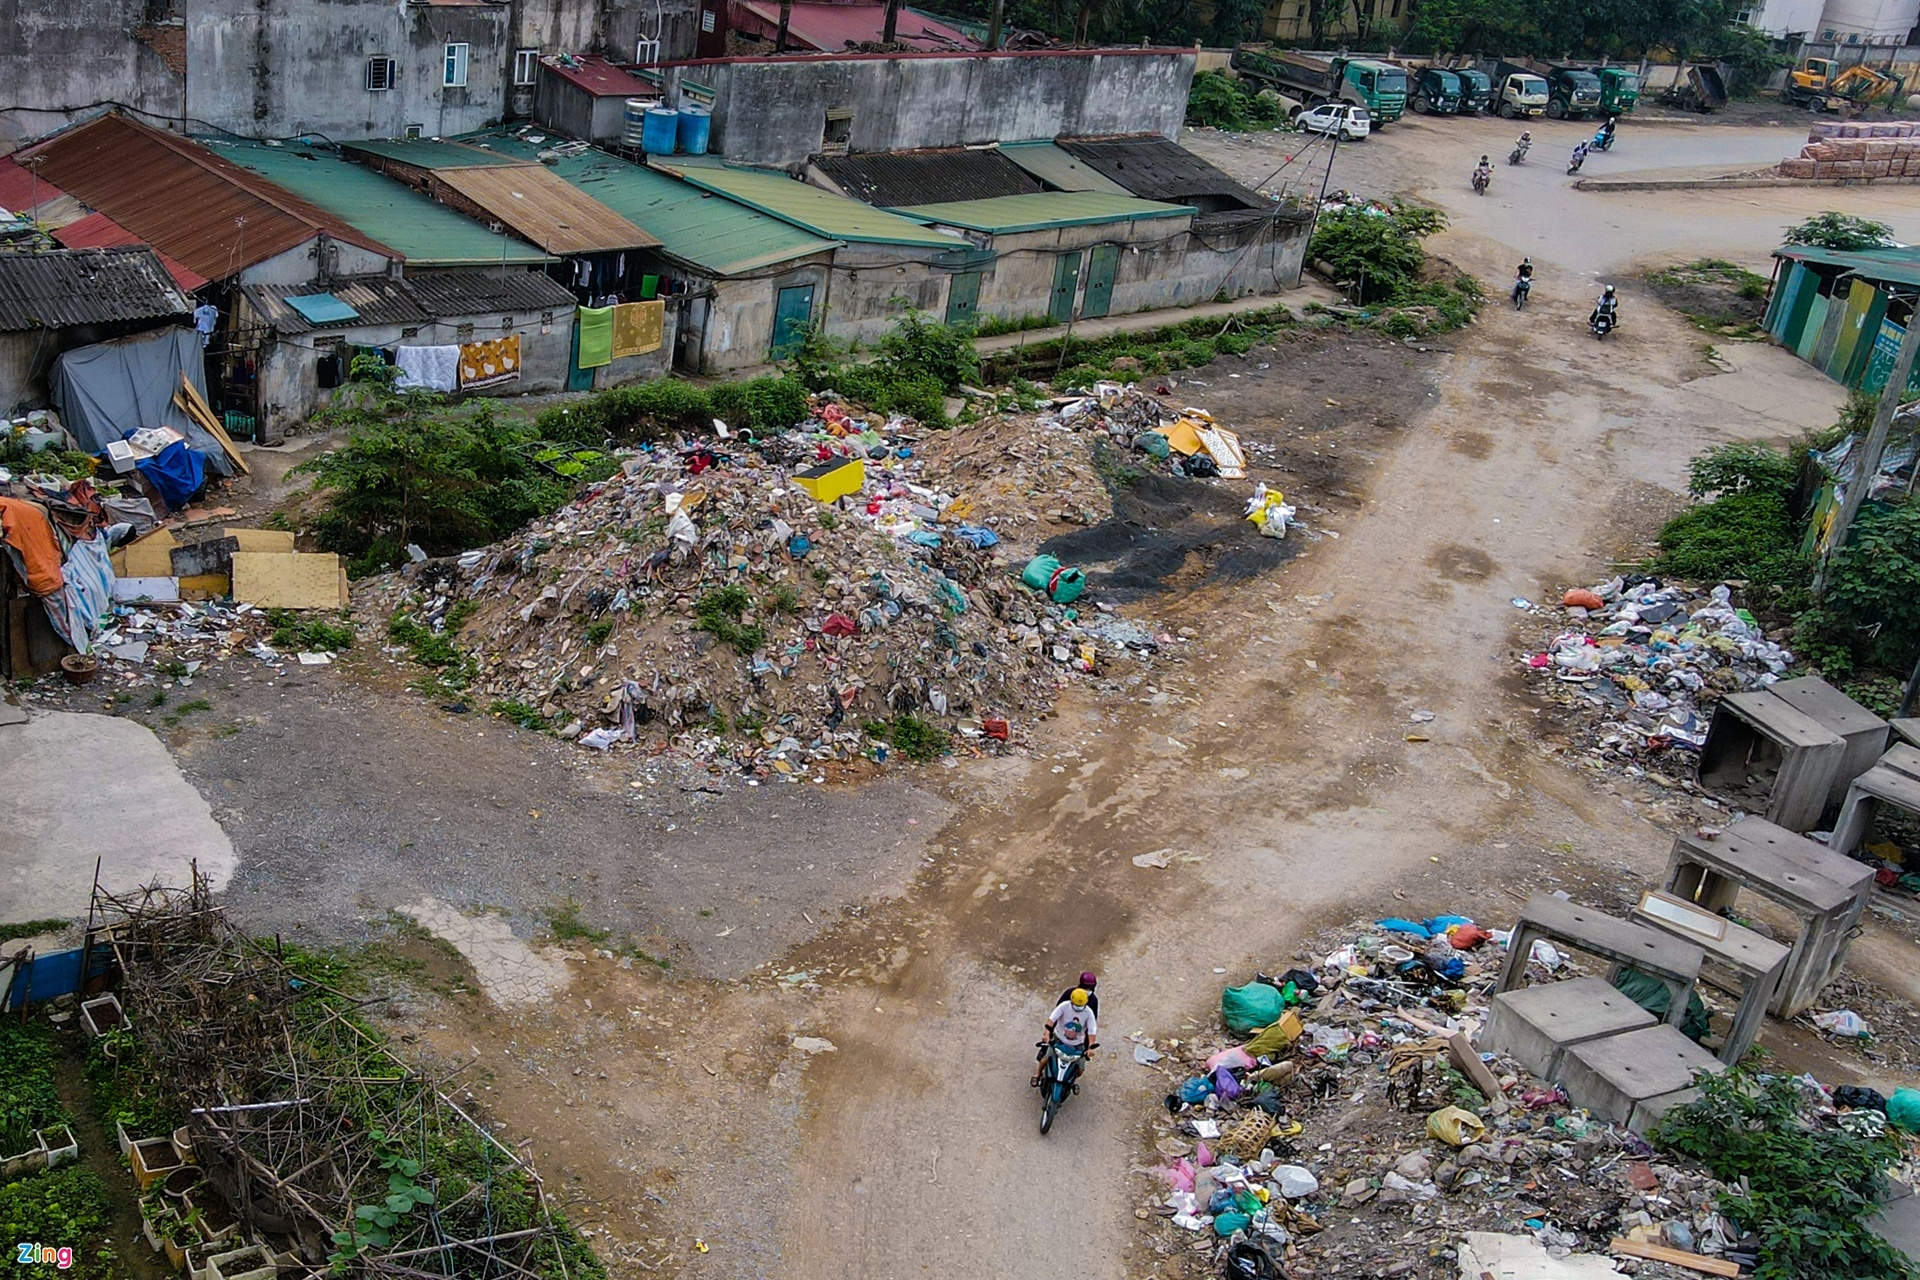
{"left": 1782, "top": 57, "right": 1906, "bottom": 111}
{"left": 1661, "top": 63, "right": 1728, "bottom": 113}
{"left": 1233, "top": 49, "right": 1409, "bottom": 124}
{"left": 1412, "top": 67, "right": 1463, "bottom": 115}
{"left": 1597, "top": 66, "right": 1640, "bottom": 114}
{"left": 1456, "top": 67, "right": 1494, "bottom": 113}
{"left": 1544, "top": 64, "right": 1604, "bottom": 118}
{"left": 1491, "top": 61, "right": 1550, "bottom": 118}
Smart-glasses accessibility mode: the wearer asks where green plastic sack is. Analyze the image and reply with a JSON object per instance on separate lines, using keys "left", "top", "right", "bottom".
{"left": 1021, "top": 555, "right": 1060, "bottom": 592}
{"left": 1611, "top": 967, "right": 1712, "bottom": 1043}
{"left": 1222, "top": 982, "right": 1285, "bottom": 1035}
{"left": 1135, "top": 431, "right": 1171, "bottom": 459}
{"left": 1888, "top": 1088, "right": 1920, "bottom": 1132}
{"left": 1212, "top": 1212, "right": 1250, "bottom": 1237}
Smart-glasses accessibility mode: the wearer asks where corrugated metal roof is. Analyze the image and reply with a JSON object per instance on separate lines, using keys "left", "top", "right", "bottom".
{"left": 729, "top": 0, "right": 976, "bottom": 50}
{"left": 0, "top": 247, "right": 191, "bottom": 331}
{"left": 895, "top": 190, "right": 1193, "bottom": 234}
{"left": 0, "top": 157, "right": 66, "bottom": 214}
{"left": 1055, "top": 135, "right": 1268, "bottom": 212}
{"left": 1775, "top": 243, "right": 1920, "bottom": 286}
{"left": 211, "top": 140, "right": 556, "bottom": 269}
{"left": 654, "top": 160, "right": 961, "bottom": 248}
{"left": 542, "top": 55, "right": 659, "bottom": 98}
{"left": 21, "top": 114, "right": 396, "bottom": 282}
{"left": 429, "top": 164, "right": 659, "bottom": 255}
{"left": 814, "top": 148, "right": 1040, "bottom": 208}
{"left": 242, "top": 270, "right": 576, "bottom": 335}
{"left": 342, "top": 139, "right": 525, "bottom": 171}
{"left": 52, "top": 211, "right": 210, "bottom": 291}
{"left": 464, "top": 131, "right": 836, "bottom": 276}
{"left": 997, "top": 140, "right": 1132, "bottom": 196}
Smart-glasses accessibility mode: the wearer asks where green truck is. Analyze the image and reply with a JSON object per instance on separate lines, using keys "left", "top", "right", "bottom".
{"left": 1456, "top": 68, "right": 1494, "bottom": 113}
{"left": 1597, "top": 66, "right": 1641, "bottom": 114}
{"left": 1412, "top": 68, "right": 1463, "bottom": 115}
{"left": 1233, "top": 49, "right": 1409, "bottom": 125}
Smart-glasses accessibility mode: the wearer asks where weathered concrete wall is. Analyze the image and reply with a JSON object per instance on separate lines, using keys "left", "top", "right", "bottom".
{"left": 251, "top": 304, "right": 578, "bottom": 431}
{"left": 0, "top": 0, "right": 184, "bottom": 153}
{"left": 186, "top": 0, "right": 509, "bottom": 140}
{"left": 234, "top": 239, "right": 396, "bottom": 290}
{"left": 606, "top": 0, "right": 700, "bottom": 65}
{"left": 0, "top": 331, "right": 48, "bottom": 415}
{"left": 691, "top": 257, "right": 833, "bottom": 370}
{"left": 818, "top": 242, "right": 949, "bottom": 347}
{"left": 663, "top": 49, "right": 1196, "bottom": 169}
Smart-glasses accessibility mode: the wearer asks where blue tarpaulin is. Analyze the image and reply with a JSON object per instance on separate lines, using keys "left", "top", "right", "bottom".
{"left": 133, "top": 438, "right": 205, "bottom": 509}
{"left": 3, "top": 947, "right": 82, "bottom": 1009}
{"left": 285, "top": 292, "right": 361, "bottom": 325}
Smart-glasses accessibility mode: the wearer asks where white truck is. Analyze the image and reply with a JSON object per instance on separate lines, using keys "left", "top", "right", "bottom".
{"left": 1493, "top": 65, "right": 1550, "bottom": 119}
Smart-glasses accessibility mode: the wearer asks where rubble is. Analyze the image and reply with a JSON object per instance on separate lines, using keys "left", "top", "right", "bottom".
{"left": 356, "top": 395, "right": 1198, "bottom": 770}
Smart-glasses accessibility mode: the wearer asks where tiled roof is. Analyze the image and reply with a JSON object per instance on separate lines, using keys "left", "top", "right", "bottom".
{"left": 52, "top": 211, "right": 211, "bottom": 292}
{"left": 813, "top": 148, "right": 1041, "bottom": 208}
{"left": 0, "top": 247, "right": 191, "bottom": 331}
{"left": 541, "top": 54, "right": 660, "bottom": 98}
{"left": 1054, "top": 135, "right": 1269, "bottom": 212}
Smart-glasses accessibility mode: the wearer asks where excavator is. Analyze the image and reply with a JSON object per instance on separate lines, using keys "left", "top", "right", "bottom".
{"left": 1782, "top": 57, "right": 1906, "bottom": 112}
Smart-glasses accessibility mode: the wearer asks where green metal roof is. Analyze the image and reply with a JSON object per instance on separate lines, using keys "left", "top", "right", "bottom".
{"left": 997, "top": 141, "right": 1132, "bottom": 196}
{"left": 453, "top": 132, "right": 837, "bottom": 275}
{"left": 207, "top": 140, "right": 556, "bottom": 268}
{"left": 340, "top": 139, "right": 521, "bottom": 170}
{"left": 1776, "top": 242, "right": 1920, "bottom": 287}
{"left": 654, "top": 159, "right": 963, "bottom": 249}
{"left": 895, "top": 190, "right": 1193, "bottom": 234}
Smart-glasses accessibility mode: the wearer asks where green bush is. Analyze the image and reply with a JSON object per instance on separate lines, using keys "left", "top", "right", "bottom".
{"left": 1309, "top": 202, "right": 1473, "bottom": 332}
{"left": 693, "top": 584, "right": 764, "bottom": 655}
{"left": 872, "top": 714, "right": 949, "bottom": 761}
{"left": 1689, "top": 440, "right": 1798, "bottom": 499}
{"left": 1816, "top": 500, "right": 1920, "bottom": 673}
{"left": 0, "top": 1166, "right": 116, "bottom": 1278}
{"left": 1186, "top": 70, "right": 1249, "bottom": 130}
{"left": 0, "top": 1020, "right": 67, "bottom": 1153}
{"left": 1655, "top": 1060, "right": 1912, "bottom": 1280}
{"left": 1651, "top": 491, "right": 1803, "bottom": 588}
{"left": 1785, "top": 212, "right": 1895, "bottom": 252}
{"left": 875, "top": 309, "right": 980, "bottom": 392}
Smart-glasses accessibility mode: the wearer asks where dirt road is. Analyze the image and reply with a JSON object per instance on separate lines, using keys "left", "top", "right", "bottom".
{"left": 763, "top": 127, "right": 1869, "bottom": 1280}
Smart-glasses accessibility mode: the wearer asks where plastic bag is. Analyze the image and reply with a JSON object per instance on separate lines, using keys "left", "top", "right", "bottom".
{"left": 1212, "top": 1065, "right": 1244, "bottom": 1101}
{"left": 1178, "top": 1075, "right": 1216, "bottom": 1104}
{"left": 1212, "top": 1212, "right": 1251, "bottom": 1237}
{"left": 1163, "top": 1157, "right": 1196, "bottom": 1192}
{"left": 1812, "top": 1010, "right": 1871, "bottom": 1039}
{"left": 1426, "top": 1106, "right": 1486, "bottom": 1146}
{"left": 1376, "top": 917, "right": 1431, "bottom": 937}
{"left": 1222, "top": 982, "right": 1286, "bottom": 1034}
{"left": 1612, "top": 968, "right": 1712, "bottom": 1043}
{"left": 1208, "top": 1046, "right": 1257, "bottom": 1073}
{"left": 1887, "top": 1089, "right": 1920, "bottom": 1131}
{"left": 1243, "top": 1012, "right": 1303, "bottom": 1059}
{"left": 1243, "top": 484, "right": 1294, "bottom": 538}
{"left": 1271, "top": 1165, "right": 1318, "bottom": 1198}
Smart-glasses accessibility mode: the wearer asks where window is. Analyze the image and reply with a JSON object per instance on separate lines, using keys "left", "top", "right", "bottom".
{"left": 404, "top": 123, "right": 424, "bottom": 140}
{"left": 443, "top": 42, "right": 469, "bottom": 88}
{"left": 366, "top": 56, "right": 396, "bottom": 92}
{"left": 513, "top": 48, "right": 538, "bottom": 85}
{"left": 823, "top": 106, "right": 853, "bottom": 149}
{"left": 635, "top": 36, "right": 662, "bottom": 63}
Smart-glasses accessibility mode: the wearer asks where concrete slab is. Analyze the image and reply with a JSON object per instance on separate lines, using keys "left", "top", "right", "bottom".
{"left": 0, "top": 701, "right": 26, "bottom": 727}
{"left": 1870, "top": 1181, "right": 1920, "bottom": 1266}
{"left": 1483, "top": 977, "right": 1655, "bottom": 1078}
{"left": 1559, "top": 1025, "right": 1724, "bottom": 1131}
{"left": 398, "top": 897, "right": 570, "bottom": 1008}
{"left": 1456, "top": 1231, "right": 1620, "bottom": 1279}
{"left": 1771, "top": 675, "right": 1890, "bottom": 805}
{"left": 1697, "top": 690, "right": 1845, "bottom": 832}
{"left": 0, "top": 711, "right": 234, "bottom": 922}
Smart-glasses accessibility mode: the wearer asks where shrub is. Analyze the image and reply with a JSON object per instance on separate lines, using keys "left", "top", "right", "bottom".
{"left": 1186, "top": 70, "right": 1249, "bottom": 130}
{"left": 874, "top": 310, "right": 980, "bottom": 392}
{"left": 1688, "top": 440, "right": 1799, "bottom": 499}
{"left": 1817, "top": 499, "right": 1920, "bottom": 673}
{"left": 1651, "top": 491, "right": 1803, "bottom": 589}
{"left": 1309, "top": 202, "right": 1464, "bottom": 323}
{"left": 1785, "top": 212, "right": 1896, "bottom": 252}
{"left": 873, "top": 714, "right": 949, "bottom": 761}
{"left": 268, "top": 610, "right": 356, "bottom": 653}
{"left": 692, "top": 584, "right": 764, "bottom": 655}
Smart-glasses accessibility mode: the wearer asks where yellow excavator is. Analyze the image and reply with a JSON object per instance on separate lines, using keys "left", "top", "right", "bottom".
{"left": 1783, "top": 57, "right": 1906, "bottom": 111}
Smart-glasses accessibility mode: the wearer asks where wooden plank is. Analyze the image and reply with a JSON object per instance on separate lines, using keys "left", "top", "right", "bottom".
{"left": 231, "top": 552, "right": 343, "bottom": 610}
{"left": 175, "top": 373, "right": 250, "bottom": 475}
{"left": 1608, "top": 1239, "right": 1739, "bottom": 1276}
{"left": 224, "top": 528, "right": 295, "bottom": 553}
{"left": 1448, "top": 1031, "right": 1509, "bottom": 1106}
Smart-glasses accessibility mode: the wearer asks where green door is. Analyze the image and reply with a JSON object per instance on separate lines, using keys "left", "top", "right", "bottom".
{"left": 945, "top": 272, "right": 981, "bottom": 327}
{"left": 1049, "top": 252, "right": 1081, "bottom": 324}
{"left": 771, "top": 284, "right": 815, "bottom": 359}
{"left": 1081, "top": 245, "right": 1119, "bottom": 320}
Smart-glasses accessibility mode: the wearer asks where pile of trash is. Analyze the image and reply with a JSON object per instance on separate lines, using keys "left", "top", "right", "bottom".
{"left": 359, "top": 397, "right": 1184, "bottom": 769}
{"left": 1523, "top": 577, "right": 1794, "bottom": 784}
{"left": 1037, "top": 382, "right": 1266, "bottom": 491}
{"left": 1128, "top": 917, "right": 1758, "bottom": 1278}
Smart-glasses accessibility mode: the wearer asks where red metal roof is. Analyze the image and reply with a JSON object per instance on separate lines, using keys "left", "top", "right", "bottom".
{"left": 20, "top": 114, "right": 397, "bottom": 283}
{"left": 0, "top": 156, "right": 66, "bottom": 214}
{"left": 729, "top": 0, "right": 976, "bottom": 51}
{"left": 52, "top": 211, "right": 211, "bottom": 292}
{"left": 543, "top": 54, "right": 659, "bottom": 98}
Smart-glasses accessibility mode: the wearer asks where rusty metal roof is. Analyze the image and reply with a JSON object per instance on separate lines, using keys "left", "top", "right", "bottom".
{"left": 20, "top": 114, "right": 397, "bottom": 282}
{"left": 0, "top": 247, "right": 191, "bottom": 331}
{"left": 428, "top": 164, "right": 659, "bottom": 255}
{"left": 52, "top": 211, "right": 211, "bottom": 292}
{"left": 813, "top": 148, "right": 1040, "bottom": 208}
{"left": 241, "top": 270, "right": 576, "bottom": 336}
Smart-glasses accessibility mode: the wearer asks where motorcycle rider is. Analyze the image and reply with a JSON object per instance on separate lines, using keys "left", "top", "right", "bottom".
{"left": 1590, "top": 283, "right": 1619, "bottom": 329}
{"left": 1569, "top": 139, "right": 1590, "bottom": 171}
{"left": 1597, "top": 115, "right": 1618, "bottom": 149}
{"left": 1513, "top": 130, "right": 1532, "bottom": 160}
{"left": 1513, "top": 257, "right": 1534, "bottom": 305}
{"left": 1473, "top": 154, "right": 1493, "bottom": 189}
{"left": 1055, "top": 972, "right": 1100, "bottom": 1019}
{"left": 1032, "top": 987, "right": 1098, "bottom": 1086}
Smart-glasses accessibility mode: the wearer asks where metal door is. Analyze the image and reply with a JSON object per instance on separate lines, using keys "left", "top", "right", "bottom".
{"left": 772, "top": 283, "right": 815, "bottom": 359}
{"left": 945, "top": 272, "right": 981, "bottom": 327}
{"left": 1049, "top": 252, "right": 1081, "bottom": 325}
{"left": 1081, "top": 245, "right": 1119, "bottom": 319}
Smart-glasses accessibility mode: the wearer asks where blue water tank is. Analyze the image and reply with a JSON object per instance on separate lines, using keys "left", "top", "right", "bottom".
{"left": 640, "top": 107, "right": 679, "bottom": 155}
{"left": 676, "top": 106, "right": 711, "bottom": 156}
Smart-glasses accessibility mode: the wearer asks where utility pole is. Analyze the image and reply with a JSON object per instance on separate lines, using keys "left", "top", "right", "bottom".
{"left": 775, "top": 0, "right": 792, "bottom": 51}
{"left": 985, "top": 0, "right": 1004, "bottom": 49}
{"left": 1294, "top": 126, "right": 1340, "bottom": 288}
{"left": 883, "top": 0, "right": 900, "bottom": 42}
{"left": 1813, "top": 293, "right": 1920, "bottom": 597}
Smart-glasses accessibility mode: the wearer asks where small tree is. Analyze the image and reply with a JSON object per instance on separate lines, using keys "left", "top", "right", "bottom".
{"left": 1785, "top": 212, "right": 1897, "bottom": 252}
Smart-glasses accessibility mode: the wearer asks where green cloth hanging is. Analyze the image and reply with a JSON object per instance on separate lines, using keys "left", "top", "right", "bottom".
{"left": 576, "top": 306, "right": 614, "bottom": 369}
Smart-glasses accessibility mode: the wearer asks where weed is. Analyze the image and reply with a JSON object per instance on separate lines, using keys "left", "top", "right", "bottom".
{"left": 974, "top": 314, "right": 1053, "bottom": 338}
{"left": 584, "top": 617, "right": 615, "bottom": 647}
{"left": 268, "top": 608, "right": 355, "bottom": 652}
{"left": 766, "top": 583, "right": 801, "bottom": 616}
{"left": 147, "top": 690, "right": 167, "bottom": 708}
{"left": 817, "top": 510, "right": 839, "bottom": 531}
{"left": 489, "top": 700, "right": 550, "bottom": 731}
{"left": 157, "top": 659, "right": 189, "bottom": 679}
{"left": 162, "top": 698, "right": 212, "bottom": 727}
{"left": 693, "top": 584, "right": 765, "bottom": 655}
{"left": 697, "top": 908, "right": 713, "bottom": 918}
{"left": 0, "top": 918, "right": 69, "bottom": 943}
{"left": 871, "top": 714, "right": 949, "bottom": 762}
{"left": 547, "top": 898, "right": 612, "bottom": 946}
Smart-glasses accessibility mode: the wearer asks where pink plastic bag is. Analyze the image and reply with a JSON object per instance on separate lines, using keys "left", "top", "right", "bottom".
{"left": 1207, "top": 1046, "right": 1256, "bottom": 1073}
{"left": 1163, "top": 1157, "right": 1195, "bottom": 1192}
{"left": 1195, "top": 1140, "right": 1215, "bottom": 1168}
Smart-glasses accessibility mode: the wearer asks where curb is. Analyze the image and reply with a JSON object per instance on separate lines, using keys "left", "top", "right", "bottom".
{"left": 1577, "top": 173, "right": 1920, "bottom": 191}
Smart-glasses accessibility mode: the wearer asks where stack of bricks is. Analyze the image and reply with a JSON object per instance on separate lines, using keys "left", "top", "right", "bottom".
{"left": 1778, "top": 121, "right": 1920, "bottom": 180}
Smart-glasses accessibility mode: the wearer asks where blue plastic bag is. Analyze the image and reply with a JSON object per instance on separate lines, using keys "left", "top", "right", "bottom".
{"left": 1376, "top": 918, "right": 1431, "bottom": 938}
{"left": 1423, "top": 915, "right": 1474, "bottom": 933}
{"left": 1178, "top": 1075, "right": 1215, "bottom": 1104}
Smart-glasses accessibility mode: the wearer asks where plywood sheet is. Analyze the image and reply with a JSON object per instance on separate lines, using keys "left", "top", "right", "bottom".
{"left": 231, "top": 551, "right": 346, "bottom": 609}
{"left": 225, "top": 528, "right": 296, "bottom": 552}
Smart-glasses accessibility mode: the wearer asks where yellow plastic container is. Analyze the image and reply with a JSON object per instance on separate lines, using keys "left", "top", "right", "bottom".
{"left": 793, "top": 459, "right": 864, "bottom": 503}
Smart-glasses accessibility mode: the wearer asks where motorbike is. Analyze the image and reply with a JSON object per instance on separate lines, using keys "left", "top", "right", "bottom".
{"left": 1036, "top": 1040, "right": 1087, "bottom": 1134}
{"left": 1512, "top": 276, "right": 1532, "bottom": 310}
{"left": 1472, "top": 167, "right": 1491, "bottom": 195}
{"left": 1593, "top": 126, "right": 1616, "bottom": 152}
{"left": 1591, "top": 306, "right": 1616, "bottom": 339}
{"left": 1567, "top": 146, "right": 1588, "bottom": 175}
{"left": 1508, "top": 141, "right": 1530, "bottom": 165}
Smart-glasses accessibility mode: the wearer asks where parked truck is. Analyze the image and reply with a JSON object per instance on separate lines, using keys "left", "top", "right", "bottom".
{"left": 1456, "top": 68, "right": 1494, "bottom": 113}
{"left": 1661, "top": 63, "right": 1728, "bottom": 113}
{"left": 1412, "top": 68, "right": 1463, "bottom": 115}
{"left": 1491, "top": 62, "right": 1550, "bottom": 118}
{"left": 1233, "top": 49, "right": 1409, "bottom": 125}
{"left": 1596, "top": 66, "right": 1641, "bottom": 114}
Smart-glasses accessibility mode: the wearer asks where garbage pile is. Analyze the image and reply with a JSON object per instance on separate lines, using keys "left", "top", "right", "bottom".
{"left": 1523, "top": 577, "right": 1794, "bottom": 789}
{"left": 1129, "top": 918, "right": 1757, "bottom": 1279}
{"left": 359, "top": 399, "right": 1183, "bottom": 769}
{"left": 1037, "top": 382, "right": 1264, "bottom": 489}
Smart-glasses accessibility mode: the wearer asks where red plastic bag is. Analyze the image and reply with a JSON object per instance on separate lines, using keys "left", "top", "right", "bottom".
{"left": 1447, "top": 923, "right": 1493, "bottom": 950}
{"left": 1562, "top": 588, "right": 1605, "bottom": 610}
{"left": 822, "top": 613, "right": 856, "bottom": 636}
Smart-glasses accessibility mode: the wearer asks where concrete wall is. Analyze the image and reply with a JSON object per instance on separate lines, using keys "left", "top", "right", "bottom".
{"left": 818, "top": 241, "right": 950, "bottom": 347}
{"left": 1748, "top": 0, "right": 1827, "bottom": 38}
{"left": 0, "top": 0, "right": 185, "bottom": 153}
{"left": 250, "top": 303, "right": 579, "bottom": 430}
{"left": 1815, "top": 0, "right": 1920, "bottom": 42}
{"left": 0, "top": 330, "right": 50, "bottom": 416}
{"left": 661, "top": 49, "right": 1196, "bottom": 169}
{"left": 234, "top": 238, "right": 397, "bottom": 290}
{"left": 686, "top": 255, "right": 834, "bottom": 370}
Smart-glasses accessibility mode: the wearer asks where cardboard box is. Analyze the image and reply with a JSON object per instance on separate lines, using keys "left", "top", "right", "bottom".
{"left": 230, "top": 552, "right": 348, "bottom": 609}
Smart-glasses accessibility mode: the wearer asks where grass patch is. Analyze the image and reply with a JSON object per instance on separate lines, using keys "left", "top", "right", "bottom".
{"left": 693, "top": 584, "right": 765, "bottom": 656}
{"left": 488, "top": 699, "right": 550, "bottom": 732}
{"left": 0, "top": 918, "right": 70, "bottom": 943}
{"left": 547, "top": 898, "right": 612, "bottom": 947}
{"left": 268, "top": 608, "right": 355, "bottom": 652}
{"left": 161, "top": 698, "right": 212, "bottom": 727}
{"left": 1646, "top": 259, "right": 1771, "bottom": 340}
{"left": 868, "top": 714, "right": 949, "bottom": 762}
{"left": 584, "top": 617, "right": 614, "bottom": 647}
{"left": 978, "top": 304, "right": 1297, "bottom": 386}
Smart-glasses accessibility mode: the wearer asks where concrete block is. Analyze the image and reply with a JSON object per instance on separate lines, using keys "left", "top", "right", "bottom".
{"left": 1483, "top": 977, "right": 1655, "bottom": 1078}
{"left": 1829, "top": 160, "right": 1868, "bottom": 178}
{"left": 1559, "top": 1025, "right": 1724, "bottom": 1131}
{"left": 1696, "top": 690, "right": 1846, "bottom": 832}
{"left": 1774, "top": 671, "right": 1896, "bottom": 802}
{"left": 1893, "top": 717, "right": 1920, "bottom": 749}
{"left": 1866, "top": 139, "right": 1899, "bottom": 158}
{"left": 1868, "top": 160, "right": 1894, "bottom": 178}
{"left": 1779, "top": 159, "right": 1818, "bottom": 179}
{"left": 1833, "top": 761, "right": 1920, "bottom": 857}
